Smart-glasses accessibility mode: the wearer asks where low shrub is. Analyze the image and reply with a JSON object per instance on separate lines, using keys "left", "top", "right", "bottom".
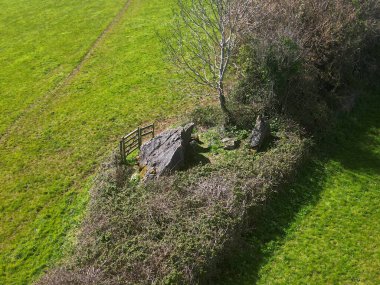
{"left": 227, "top": 102, "right": 259, "bottom": 130}
{"left": 189, "top": 105, "right": 224, "bottom": 128}
{"left": 38, "top": 121, "right": 309, "bottom": 285}
{"left": 231, "top": 0, "right": 378, "bottom": 131}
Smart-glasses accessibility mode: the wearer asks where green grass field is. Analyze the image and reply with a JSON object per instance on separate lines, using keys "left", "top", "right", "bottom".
{"left": 0, "top": 0, "right": 187, "bottom": 284}
{"left": 221, "top": 86, "right": 380, "bottom": 284}
{"left": 1, "top": 1, "right": 378, "bottom": 284}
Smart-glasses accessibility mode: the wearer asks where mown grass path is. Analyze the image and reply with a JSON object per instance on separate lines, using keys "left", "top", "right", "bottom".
{"left": 0, "top": 0, "right": 126, "bottom": 137}
{"left": 221, "top": 86, "right": 380, "bottom": 284}
{"left": 0, "top": 0, "right": 186, "bottom": 284}
{"left": 0, "top": 0, "right": 131, "bottom": 145}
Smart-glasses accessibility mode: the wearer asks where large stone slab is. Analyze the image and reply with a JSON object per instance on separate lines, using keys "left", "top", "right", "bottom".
{"left": 139, "top": 123, "right": 195, "bottom": 179}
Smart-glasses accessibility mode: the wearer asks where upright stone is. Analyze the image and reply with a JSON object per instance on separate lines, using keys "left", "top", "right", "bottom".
{"left": 250, "top": 115, "right": 270, "bottom": 150}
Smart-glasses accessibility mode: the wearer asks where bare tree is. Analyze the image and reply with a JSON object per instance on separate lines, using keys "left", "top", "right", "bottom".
{"left": 164, "top": 0, "right": 251, "bottom": 125}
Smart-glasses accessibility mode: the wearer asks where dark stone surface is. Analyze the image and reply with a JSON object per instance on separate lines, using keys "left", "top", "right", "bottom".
{"left": 139, "top": 123, "right": 195, "bottom": 179}
{"left": 250, "top": 115, "right": 271, "bottom": 150}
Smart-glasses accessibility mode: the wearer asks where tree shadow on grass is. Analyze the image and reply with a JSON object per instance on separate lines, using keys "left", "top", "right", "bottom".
{"left": 213, "top": 86, "right": 380, "bottom": 285}
{"left": 213, "top": 157, "right": 328, "bottom": 285}
{"left": 322, "top": 91, "right": 380, "bottom": 176}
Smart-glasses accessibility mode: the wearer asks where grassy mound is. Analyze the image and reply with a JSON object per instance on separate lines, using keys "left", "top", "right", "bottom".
{"left": 38, "top": 120, "right": 309, "bottom": 284}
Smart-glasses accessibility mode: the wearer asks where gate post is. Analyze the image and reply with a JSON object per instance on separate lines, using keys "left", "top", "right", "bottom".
{"left": 138, "top": 127, "right": 142, "bottom": 148}
{"left": 120, "top": 137, "right": 126, "bottom": 163}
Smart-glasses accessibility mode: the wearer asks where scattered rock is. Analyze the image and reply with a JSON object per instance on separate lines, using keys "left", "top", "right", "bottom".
{"left": 222, "top": 138, "right": 239, "bottom": 150}
{"left": 250, "top": 115, "right": 271, "bottom": 150}
{"left": 139, "top": 123, "right": 195, "bottom": 179}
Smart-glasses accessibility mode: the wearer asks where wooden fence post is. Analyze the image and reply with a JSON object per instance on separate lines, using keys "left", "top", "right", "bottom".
{"left": 138, "top": 127, "right": 142, "bottom": 148}
{"left": 120, "top": 138, "right": 125, "bottom": 162}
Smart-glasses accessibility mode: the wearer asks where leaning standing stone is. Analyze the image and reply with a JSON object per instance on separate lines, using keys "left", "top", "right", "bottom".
{"left": 250, "top": 115, "right": 270, "bottom": 150}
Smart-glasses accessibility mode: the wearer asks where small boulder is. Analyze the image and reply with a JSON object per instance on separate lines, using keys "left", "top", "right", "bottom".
{"left": 139, "top": 123, "right": 195, "bottom": 179}
{"left": 222, "top": 138, "right": 239, "bottom": 150}
{"left": 250, "top": 115, "right": 270, "bottom": 150}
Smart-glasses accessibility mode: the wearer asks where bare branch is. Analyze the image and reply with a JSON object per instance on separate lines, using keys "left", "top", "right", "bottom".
{"left": 162, "top": 0, "right": 252, "bottom": 123}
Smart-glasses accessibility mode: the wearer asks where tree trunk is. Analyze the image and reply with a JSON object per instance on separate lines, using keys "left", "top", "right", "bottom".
{"left": 218, "top": 85, "right": 234, "bottom": 127}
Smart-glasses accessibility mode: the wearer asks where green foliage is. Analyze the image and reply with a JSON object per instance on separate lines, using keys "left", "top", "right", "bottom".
{"left": 189, "top": 105, "right": 224, "bottom": 128}
{"left": 233, "top": 38, "right": 333, "bottom": 132}
{"left": 231, "top": 0, "right": 377, "bottom": 132}
{"left": 228, "top": 102, "right": 259, "bottom": 130}
{"left": 201, "top": 128, "right": 223, "bottom": 153}
{"left": 224, "top": 127, "right": 250, "bottom": 142}
{"left": 233, "top": 38, "right": 302, "bottom": 107}
{"left": 189, "top": 102, "right": 258, "bottom": 131}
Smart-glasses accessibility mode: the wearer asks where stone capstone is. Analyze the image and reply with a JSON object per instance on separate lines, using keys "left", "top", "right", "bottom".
{"left": 139, "top": 123, "right": 195, "bottom": 179}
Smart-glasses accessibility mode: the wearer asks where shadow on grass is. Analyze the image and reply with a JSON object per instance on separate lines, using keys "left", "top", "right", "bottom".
{"left": 323, "top": 92, "right": 380, "bottom": 175}
{"left": 214, "top": 158, "right": 328, "bottom": 285}
{"left": 214, "top": 85, "right": 380, "bottom": 285}
{"left": 185, "top": 142, "right": 212, "bottom": 169}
